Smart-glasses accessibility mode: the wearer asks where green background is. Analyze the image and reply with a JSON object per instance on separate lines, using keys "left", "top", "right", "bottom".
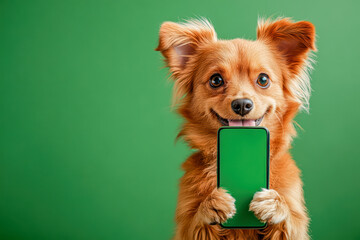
{"left": 0, "top": 0, "right": 359, "bottom": 239}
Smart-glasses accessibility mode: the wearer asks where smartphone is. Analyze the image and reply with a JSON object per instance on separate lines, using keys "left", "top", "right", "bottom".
{"left": 217, "top": 127, "right": 269, "bottom": 228}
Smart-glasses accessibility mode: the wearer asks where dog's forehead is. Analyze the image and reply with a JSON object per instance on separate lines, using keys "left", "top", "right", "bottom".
{"left": 199, "top": 39, "right": 274, "bottom": 73}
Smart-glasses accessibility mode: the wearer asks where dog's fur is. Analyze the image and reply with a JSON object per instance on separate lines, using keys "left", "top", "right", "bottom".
{"left": 156, "top": 18, "right": 316, "bottom": 240}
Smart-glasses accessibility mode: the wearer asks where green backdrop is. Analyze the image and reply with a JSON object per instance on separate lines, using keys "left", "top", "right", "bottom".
{"left": 0, "top": 0, "right": 359, "bottom": 239}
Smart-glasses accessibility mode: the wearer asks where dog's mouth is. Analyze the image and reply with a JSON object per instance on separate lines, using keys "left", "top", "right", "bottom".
{"left": 210, "top": 109, "right": 265, "bottom": 127}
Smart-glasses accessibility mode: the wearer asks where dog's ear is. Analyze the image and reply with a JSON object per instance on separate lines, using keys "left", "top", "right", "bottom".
{"left": 155, "top": 19, "right": 217, "bottom": 79}
{"left": 257, "top": 18, "right": 316, "bottom": 111}
{"left": 257, "top": 18, "right": 316, "bottom": 76}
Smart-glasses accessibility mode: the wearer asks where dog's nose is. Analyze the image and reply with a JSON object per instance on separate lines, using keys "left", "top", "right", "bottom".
{"left": 231, "top": 98, "right": 253, "bottom": 116}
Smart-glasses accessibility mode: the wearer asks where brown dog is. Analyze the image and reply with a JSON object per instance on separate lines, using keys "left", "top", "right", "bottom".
{"left": 156, "top": 18, "right": 316, "bottom": 240}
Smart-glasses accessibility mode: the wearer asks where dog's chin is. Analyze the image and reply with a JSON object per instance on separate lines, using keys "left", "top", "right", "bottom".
{"left": 210, "top": 109, "right": 266, "bottom": 127}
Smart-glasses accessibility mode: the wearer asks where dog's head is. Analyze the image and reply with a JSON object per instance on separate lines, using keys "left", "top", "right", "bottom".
{"left": 156, "top": 18, "right": 316, "bottom": 154}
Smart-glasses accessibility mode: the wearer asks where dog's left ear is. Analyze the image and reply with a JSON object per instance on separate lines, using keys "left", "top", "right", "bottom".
{"left": 257, "top": 18, "right": 316, "bottom": 76}
{"left": 257, "top": 18, "right": 316, "bottom": 111}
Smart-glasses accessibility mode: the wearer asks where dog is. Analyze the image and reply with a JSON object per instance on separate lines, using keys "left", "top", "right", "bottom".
{"left": 156, "top": 17, "right": 316, "bottom": 240}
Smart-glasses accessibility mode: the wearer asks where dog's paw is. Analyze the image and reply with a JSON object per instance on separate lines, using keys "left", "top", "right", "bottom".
{"left": 198, "top": 188, "right": 236, "bottom": 225}
{"left": 249, "top": 188, "right": 289, "bottom": 224}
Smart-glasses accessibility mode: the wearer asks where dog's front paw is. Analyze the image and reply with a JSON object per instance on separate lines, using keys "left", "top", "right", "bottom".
{"left": 249, "top": 188, "right": 289, "bottom": 224}
{"left": 198, "top": 188, "right": 236, "bottom": 225}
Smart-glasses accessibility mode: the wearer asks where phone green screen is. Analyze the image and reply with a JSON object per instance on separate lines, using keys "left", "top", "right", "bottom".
{"left": 217, "top": 127, "right": 269, "bottom": 228}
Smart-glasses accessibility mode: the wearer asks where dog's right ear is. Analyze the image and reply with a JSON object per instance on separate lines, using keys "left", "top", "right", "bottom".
{"left": 155, "top": 19, "right": 217, "bottom": 79}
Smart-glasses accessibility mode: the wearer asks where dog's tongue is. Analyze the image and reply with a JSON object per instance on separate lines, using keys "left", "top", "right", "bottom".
{"left": 228, "top": 119, "right": 255, "bottom": 127}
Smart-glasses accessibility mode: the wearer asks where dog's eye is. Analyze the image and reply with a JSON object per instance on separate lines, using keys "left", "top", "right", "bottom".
{"left": 256, "top": 73, "right": 270, "bottom": 88}
{"left": 209, "top": 74, "right": 224, "bottom": 88}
